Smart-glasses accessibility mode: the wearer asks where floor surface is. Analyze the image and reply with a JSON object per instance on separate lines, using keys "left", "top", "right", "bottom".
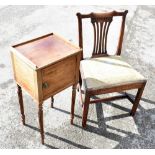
{"left": 0, "top": 5, "right": 155, "bottom": 149}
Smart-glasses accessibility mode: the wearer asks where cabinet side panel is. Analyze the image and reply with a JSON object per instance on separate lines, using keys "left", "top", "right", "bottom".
{"left": 11, "top": 53, "right": 36, "bottom": 99}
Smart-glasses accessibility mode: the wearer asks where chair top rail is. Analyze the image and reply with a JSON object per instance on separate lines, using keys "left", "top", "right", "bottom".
{"left": 77, "top": 10, "right": 128, "bottom": 19}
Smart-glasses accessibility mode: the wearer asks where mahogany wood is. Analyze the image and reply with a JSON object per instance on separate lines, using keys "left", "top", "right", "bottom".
{"left": 17, "top": 84, "right": 25, "bottom": 125}
{"left": 77, "top": 10, "right": 128, "bottom": 59}
{"left": 82, "top": 92, "right": 90, "bottom": 128}
{"left": 11, "top": 33, "right": 81, "bottom": 144}
{"left": 42, "top": 55, "right": 77, "bottom": 100}
{"left": 12, "top": 33, "right": 80, "bottom": 69}
{"left": 11, "top": 53, "right": 37, "bottom": 99}
{"left": 130, "top": 83, "right": 146, "bottom": 116}
{"left": 38, "top": 103, "right": 44, "bottom": 144}
{"left": 71, "top": 84, "right": 76, "bottom": 125}
{"left": 89, "top": 94, "right": 127, "bottom": 104}
{"left": 74, "top": 10, "right": 147, "bottom": 128}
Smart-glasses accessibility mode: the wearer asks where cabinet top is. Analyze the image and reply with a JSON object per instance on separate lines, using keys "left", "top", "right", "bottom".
{"left": 11, "top": 33, "right": 81, "bottom": 69}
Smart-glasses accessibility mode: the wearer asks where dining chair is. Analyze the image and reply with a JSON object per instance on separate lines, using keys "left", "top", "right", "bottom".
{"left": 70, "top": 10, "right": 147, "bottom": 128}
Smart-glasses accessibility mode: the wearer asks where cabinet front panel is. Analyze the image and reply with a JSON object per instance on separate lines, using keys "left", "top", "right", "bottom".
{"left": 42, "top": 55, "right": 77, "bottom": 100}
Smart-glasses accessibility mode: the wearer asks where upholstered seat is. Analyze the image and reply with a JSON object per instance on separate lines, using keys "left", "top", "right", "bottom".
{"left": 80, "top": 56, "right": 146, "bottom": 90}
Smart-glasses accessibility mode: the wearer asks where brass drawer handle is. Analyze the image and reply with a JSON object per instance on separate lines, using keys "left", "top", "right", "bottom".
{"left": 42, "top": 82, "right": 49, "bottom": 89}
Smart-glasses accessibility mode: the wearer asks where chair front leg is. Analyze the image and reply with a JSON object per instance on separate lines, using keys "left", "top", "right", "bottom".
{"left": 82, "top": 92, "right": 90, "bottom": 128}
{"left": 130, "top": 82, "right": 146, "bottom": 116}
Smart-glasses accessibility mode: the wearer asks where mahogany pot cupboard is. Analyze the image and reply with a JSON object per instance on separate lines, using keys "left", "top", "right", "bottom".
{"left": 11, "top": 33, "right": 81, "bottom": 144}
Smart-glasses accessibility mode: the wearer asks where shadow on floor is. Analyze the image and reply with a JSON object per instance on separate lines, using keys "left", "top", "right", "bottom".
{"left": 94, "top": 94, "right": 155, "bottom": 148}
{"left": 25, "top": 93, "right": 155, "bottom": 148}
{"left": 53, "top": 107, "right": 97, "bottom": 125}
{"left": 25, "top": 124, "right": 90, "bottom": 149}
{"left": 127, "top": 93, "right": 155, "bottom": 105}
{"left": 74, "top": 97, "right": 155, "bottom": 148}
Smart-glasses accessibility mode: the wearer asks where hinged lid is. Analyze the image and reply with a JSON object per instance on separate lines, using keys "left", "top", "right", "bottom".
{"left": 11, "top": 33, "right": 81, "bottom": 70}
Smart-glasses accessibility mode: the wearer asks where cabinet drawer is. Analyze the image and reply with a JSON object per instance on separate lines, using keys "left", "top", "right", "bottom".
{"left": 42, "top": 55, "right": 77, "bottom": 99}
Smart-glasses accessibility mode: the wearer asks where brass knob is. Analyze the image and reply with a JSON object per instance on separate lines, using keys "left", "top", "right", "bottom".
{"left": 42, "top": 82, "right": 49, "bottom": 89}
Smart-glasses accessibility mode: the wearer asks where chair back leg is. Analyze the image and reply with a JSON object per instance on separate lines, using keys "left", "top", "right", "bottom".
{"left": 130, "top": 82, "right": 146, "bottom": 116}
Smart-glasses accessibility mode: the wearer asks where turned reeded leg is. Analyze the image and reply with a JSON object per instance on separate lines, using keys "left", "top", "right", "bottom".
{"left": 38, "top": 103, "right": 44, "bottom": 144}
{"left": 17, "top": 84, "right": 25, "bottom": 125}
{"left": 82, "top": 93, "right": 90, "bottom": 128}
{"left": 51, "top": 96, "right": 54, "bottom": 108}
{"left": 130, "top": 83, "right": 146, "bottom": 116}
{"left": 71, "top": 84, "right": 76, "bottom": 125}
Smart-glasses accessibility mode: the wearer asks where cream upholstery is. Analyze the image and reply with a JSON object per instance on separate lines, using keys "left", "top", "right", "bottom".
{"left": 80, "top": 56, "right": 146, "bottom": 90}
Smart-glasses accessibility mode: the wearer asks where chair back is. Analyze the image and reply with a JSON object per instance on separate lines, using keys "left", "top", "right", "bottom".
{"left": 76, "top": 10, "right": 128, "bottom": 59}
